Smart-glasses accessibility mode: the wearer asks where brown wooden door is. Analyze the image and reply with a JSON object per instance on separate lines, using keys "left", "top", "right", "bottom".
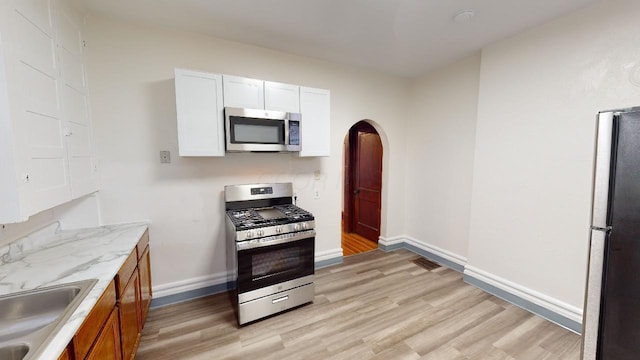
{"left": 348, "top": 122, "right": 382, "bottom": 242}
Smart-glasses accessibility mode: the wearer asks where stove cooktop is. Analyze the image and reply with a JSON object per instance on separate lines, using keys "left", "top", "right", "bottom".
{"left": 226, "top": 204, "right": 314, "bottom": 231}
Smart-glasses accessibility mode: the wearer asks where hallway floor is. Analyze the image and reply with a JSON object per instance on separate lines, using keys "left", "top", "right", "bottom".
{"left": 342, "top": 231, "right": 378, "bottom": 256}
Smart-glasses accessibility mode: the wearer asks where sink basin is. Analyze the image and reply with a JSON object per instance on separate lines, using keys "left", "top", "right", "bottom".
{"left": 0, "top": 285, "right": 82, "bottom": 341}
{"left": 0, "top": 344, "right": 29, "bottom": 360}
{"left": 0, "top": 279, "right": 97, "bottom": 360}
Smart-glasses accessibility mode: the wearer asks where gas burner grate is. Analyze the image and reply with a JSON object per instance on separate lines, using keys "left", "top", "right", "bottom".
{"left": 411, "top": 257, "right": 441, "bottom": 271}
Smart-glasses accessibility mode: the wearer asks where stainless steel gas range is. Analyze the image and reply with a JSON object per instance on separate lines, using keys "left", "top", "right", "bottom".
{"left": 224, "top": 183, "right": 315, "bottom": 325}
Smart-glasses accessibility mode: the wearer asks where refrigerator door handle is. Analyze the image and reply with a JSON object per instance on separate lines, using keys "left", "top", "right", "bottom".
{"left": 591, "top": 112, "right": 615, "bottom": 229}
{"left": 581, "top": 229, "right": 608, "bottom": 360}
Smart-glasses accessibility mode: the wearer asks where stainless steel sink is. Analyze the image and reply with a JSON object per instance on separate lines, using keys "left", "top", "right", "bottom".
{"left": 0, "top": 344, "right": 29, "bottom": 360}
{"left": 0, "top": 279, "right": 97, "bottom": 360}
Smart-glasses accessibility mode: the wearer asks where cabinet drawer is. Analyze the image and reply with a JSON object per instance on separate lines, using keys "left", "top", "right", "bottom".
{"left": 136, "top": 229, "right": 149, "bottom": 260}
{"left": 73, "top": 280, "right": 117, "bottom": 360}
{"left": 116, "top": 250, "right": 138, "bottom": 297}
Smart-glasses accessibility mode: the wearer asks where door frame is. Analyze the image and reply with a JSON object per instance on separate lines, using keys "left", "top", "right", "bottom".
{"left": 343, "top": 121, "right": 382, "bottom": 236}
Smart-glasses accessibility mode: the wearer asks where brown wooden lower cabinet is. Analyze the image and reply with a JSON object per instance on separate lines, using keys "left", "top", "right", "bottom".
{"left": 60, "top": 230, "right": 152, "bottom": 360}
{"left": 138, "top": 245, "right": 152, "bottom": 325}
{"left": 73, "top": 280, "right": 117, "bottom": 359}
{"left": 58, "top": 345, "right": 72, "bottom": 360}
{"left": 86, "top": 308, "right": 122, "bottom": 360}
{"left": 119, "top": 268, "right": 142, "bottom": 360}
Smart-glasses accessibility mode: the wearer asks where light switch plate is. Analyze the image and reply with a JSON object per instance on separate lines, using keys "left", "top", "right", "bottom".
{"left": 160, "top": 150, "right": 171, "bottom": 163}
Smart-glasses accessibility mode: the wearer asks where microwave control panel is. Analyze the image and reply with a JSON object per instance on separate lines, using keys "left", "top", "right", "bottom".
{"left": 289, "top": 121, "right": 300, "bottom": 145}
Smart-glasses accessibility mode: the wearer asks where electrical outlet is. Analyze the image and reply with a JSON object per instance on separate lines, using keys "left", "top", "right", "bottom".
{"left": 314, "top": 190, "right": 320, "bottom": 199}
{"left": 160, "top": 150, "right": 171, "bottom": 163}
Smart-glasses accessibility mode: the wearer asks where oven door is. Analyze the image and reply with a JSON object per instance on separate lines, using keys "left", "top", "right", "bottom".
{"left": 236, "top": 234, "right": 314, "bottom": 295}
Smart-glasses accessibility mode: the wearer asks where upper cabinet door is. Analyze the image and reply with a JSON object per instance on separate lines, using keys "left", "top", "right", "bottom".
{"left": 175, "top": 69, "right": 225, "bottom": 157}
{"left": 264, "top": 81, "right": 300, "bottom": 113}
{"left": 0, "top": 0, "right": 73, "bottom": 222}
{"left": 299, "top": 87, "right": 330, "bottom": 157}
{"left": 222, "top": 75, "right": 264, "bottom": 109}
{"left": 57, "top": 0, "right": 98, "bottom": 199}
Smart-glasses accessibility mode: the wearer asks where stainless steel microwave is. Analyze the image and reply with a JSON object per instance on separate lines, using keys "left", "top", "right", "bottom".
{"left": 224, "top": 107, "right": 301, "bottom": 152}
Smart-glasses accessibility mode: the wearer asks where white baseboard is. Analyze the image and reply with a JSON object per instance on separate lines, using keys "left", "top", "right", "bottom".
{"left": 153, "top": 271, "right": 230, "bottom": 298}
{"left": 464, "top": 265, "right": 583, "bottom": 325}
{"left": 379, "top": 235, "right": 404, "bottom": 247}
{"left": 379, "top": 234, "right": 582, "bottom": 332}
{"left": 404, "top": 236, "right": 467, "bottom": 268}
{"left": 316, "top": 247, "right": 343, "bottom": 262}
{"left": 380, "top": 235, "right": 467, "bottom": 269}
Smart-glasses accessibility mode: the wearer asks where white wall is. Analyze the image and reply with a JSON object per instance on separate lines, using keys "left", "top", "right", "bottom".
{"left": 0, "top": 210, "right": 56, "bottom": 247}
{"left": 85, "top": 15, "right": 409, "bottom": 291}
{"left": 0, "top": 194, "right": 101, "bottom": 247}
{"left": 467, "top": 0, "right": 640, "bottom": 315}
{"left": 404, "top": 55, "right": 481, "bottom": 260}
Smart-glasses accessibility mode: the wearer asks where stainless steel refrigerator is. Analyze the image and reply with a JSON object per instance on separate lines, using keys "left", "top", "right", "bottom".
{"left": 582, "top": 107, "right": 640, "bottom": 359}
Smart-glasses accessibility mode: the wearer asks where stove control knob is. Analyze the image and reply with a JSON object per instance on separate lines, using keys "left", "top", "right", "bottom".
{"left": 256, "top": 229, "right": 262, "bottom": 237}
{"left": 302, "top": 223, "right": 308, "bottom": 230}
{"left": 276, "top": 226, "right": 282, "bottom": 234}
{"left": 293, "top": 224, "right": 300, "bottom": 231}
{"left": 246, "top": 230, "right": 254, "bottom": 239}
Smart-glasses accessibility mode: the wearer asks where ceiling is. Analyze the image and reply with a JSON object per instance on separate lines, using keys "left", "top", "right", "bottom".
{"left": 82, "top": 0, "right": 599, "bottom": 78}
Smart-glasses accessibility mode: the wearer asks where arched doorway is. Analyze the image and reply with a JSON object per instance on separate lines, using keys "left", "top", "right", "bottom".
{"left": 342, "top": 121, "right": 383, "bottom": 256}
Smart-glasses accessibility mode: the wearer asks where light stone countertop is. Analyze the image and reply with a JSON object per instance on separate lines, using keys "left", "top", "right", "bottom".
{"left": 0, "top": 221, "right": 149, "bottom": 360}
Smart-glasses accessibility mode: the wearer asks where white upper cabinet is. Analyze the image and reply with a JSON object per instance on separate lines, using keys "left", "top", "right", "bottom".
{"left": 0, "top": 0, "right": 70, "bottom": 223}
{"left": 175, "top": 71, "right": 329, "bottom": 158}
{"left": 0, "top": 0, "right": 96, "bottom": 223}
{"left": 264, "top": 81, "right": 300, "bottom": 113}
{"left": 57, "top": 0, "right": 98, "bottom": 199}
{"left": 222, "top": 75, "right": 264, "bottom": 109}
{"left": 299, "top": 87, "right": 331, "bottom": 157}
{"left": 223, "top": 76, "right": 301, "bottom": 113}
{"left": 175, "top": 69, "right": 225, "bottom": 157}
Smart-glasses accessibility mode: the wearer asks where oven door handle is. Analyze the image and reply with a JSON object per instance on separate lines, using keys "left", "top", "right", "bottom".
{"left": 272, "top": 295, "right": 289, "bottom": 304}
{"left": 236, "top": 229, "right": 316, "bottom": 250}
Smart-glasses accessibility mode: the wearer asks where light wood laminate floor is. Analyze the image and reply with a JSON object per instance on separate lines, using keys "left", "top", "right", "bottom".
{"left": 137, "top": 250, "right": 581, "bottom": 359}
